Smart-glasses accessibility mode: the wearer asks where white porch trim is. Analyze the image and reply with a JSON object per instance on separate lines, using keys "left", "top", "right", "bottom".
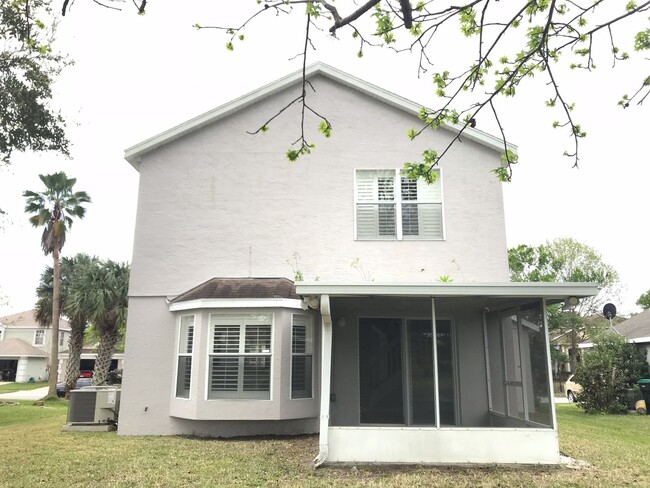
{"left": 314, "top": 294, "right": 333, "bottom": 467}
{"left": 296, "top": 282, "right": 598, "bottom": 299}
{"left": 169, "top": 298, "right": 303, "bottom": 312}
{"left": 326, "top": 427, "right": 559, "bottom": 464}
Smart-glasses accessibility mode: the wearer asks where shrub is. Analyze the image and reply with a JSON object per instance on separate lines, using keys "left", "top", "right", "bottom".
{"left": 574, "top": 332, "right": 648, "bottom": 414}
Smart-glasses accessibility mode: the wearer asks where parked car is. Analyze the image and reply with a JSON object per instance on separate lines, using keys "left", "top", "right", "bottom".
{"left": 56, "top": 377, "right": 92, "bottom": 397}
{"left": 564, "top": 374, "right": 583, "bottom": 402}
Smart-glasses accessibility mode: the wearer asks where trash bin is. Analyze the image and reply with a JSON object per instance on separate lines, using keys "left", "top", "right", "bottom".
{"left": 638, "top": 379, "right": 650, "bottom": 415}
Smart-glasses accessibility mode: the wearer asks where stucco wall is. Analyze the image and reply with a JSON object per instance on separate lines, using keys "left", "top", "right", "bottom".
{"left": 128, "top": 74, "right": 509, "bottom": 299}
{"left": 15, "top": 357, "right": 47, "bottom": 383}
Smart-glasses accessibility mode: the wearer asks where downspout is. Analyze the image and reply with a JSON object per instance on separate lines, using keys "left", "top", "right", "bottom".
{"left": 314, "top": 294, "right": 332, "bottom": 468}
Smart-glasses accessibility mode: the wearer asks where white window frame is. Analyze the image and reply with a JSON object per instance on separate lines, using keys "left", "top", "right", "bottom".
{"left": 207, "top": 313, "right": 273, "bottom": 401}
{"left": 59, "top": 332, "right": 66, "bottom": 347}
{"left": 354, "top": 168, "right": 444, "bottom": 241}
{"left": 291, "top": 314, "right": 314, "bottom": 400}
{"left": 175, "top": 315, "right": 195, "bottom": 399}
{"left": 34, "top": 329, "right": 45, "bottom": 346}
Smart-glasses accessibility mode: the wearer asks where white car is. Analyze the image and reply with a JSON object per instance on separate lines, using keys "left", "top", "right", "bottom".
{"left": 564, "top": 374, "right": 583, "bottom": 403}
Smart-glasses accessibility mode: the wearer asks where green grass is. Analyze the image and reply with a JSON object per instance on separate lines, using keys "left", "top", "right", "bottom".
{"left": 0, "top": 403, "right": 649, "bottom": 487}
{"left": 0, "top": 381, "right": 48, "bottom": 394}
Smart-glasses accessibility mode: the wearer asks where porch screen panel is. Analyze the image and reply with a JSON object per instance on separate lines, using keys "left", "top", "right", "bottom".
{"left": 502, "top": 312, "right": 525, "bottom": 420}
{"left": 520, "top": 301, "right": 552, "bottom": 427}
{"left": 436, "top": 320, "right": 456, "bottom": 426}
{"left": 486, "top": 312, "right": 505, "bottom": 415}
{"left": 407, "top": 319, "right": 435, "bottom": 425}
{"left": 359, "top": 318, "right": 404, "bottom": 424}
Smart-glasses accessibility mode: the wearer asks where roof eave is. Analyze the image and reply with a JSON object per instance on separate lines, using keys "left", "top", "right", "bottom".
{"left": 294, "top": 282, "right": 599, "bottom": 299}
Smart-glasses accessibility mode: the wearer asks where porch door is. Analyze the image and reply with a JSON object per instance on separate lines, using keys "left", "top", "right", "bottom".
{"left": 359, "top": 318, "right": 404, "bottom": 424}
{"left": 359, "top": 318, "right": 454, "bottom": 426}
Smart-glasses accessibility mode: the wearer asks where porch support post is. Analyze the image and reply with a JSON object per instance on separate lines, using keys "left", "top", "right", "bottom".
{"left": 543, "top": 298, "right": 559, "bottom": 430}
{"left": 432, "top": 298, "right": 440, "bottom": 429}
{"left": 314, "top": 294, "right": 332, "bottom": 468}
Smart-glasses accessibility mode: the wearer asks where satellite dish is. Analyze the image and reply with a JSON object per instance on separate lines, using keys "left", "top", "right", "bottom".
{"left": 603, "top": 303, "right": 617, "bottom": 320}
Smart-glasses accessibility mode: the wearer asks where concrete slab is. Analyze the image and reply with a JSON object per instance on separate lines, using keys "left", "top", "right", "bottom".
{"left": 0, "top": 386, "right": 49, "bottom": 401}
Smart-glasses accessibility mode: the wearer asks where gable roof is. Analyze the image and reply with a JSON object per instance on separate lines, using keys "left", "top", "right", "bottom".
{"left": 124, "top": 62, "right": 517, "bottom": 169}
{"left": 614, "top": 308, "right": 650, "bottom": 342}
{"left": 0, "top": 338, "right": 48, "bottom": 357}
{"left": 171, "top": 277, "right": 299, "bottom": 303}
{"left": 1, "top": 310, "right": 72, "bottom": 332}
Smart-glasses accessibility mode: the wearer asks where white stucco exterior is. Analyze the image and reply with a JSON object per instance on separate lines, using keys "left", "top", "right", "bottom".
{"left": 126, "top": 74, "right": 509, "bottom": 298}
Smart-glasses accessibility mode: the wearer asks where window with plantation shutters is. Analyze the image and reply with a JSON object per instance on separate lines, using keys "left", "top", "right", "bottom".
{"left": 291, "top": 315, "right": 313, "bottom": 399}
{"left": 176, "top": 315, "right": 194, "bottom": 399}
{"left": 355, "top": 169, "right": 443, "bottom": 240}
{"left": 208, "top": 314, "right": 272, "bottom": 400}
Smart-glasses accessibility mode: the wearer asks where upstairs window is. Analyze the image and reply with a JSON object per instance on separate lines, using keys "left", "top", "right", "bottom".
{"left": 208, "top": 314, "right": 272, "bottom": 400}
{"left": 59, "top": 333, "right": 66, "bottom": 347}
{"left": 355, "top": 169, "right": 443, "bottom": 240}
{"left": 291, "top": 315, "right": 313, "bottom": 399}
{"left": 34, "top": 329, "right": 45, "bottom": 346}
{"left": 176, "top": 315, "right": 195, "bottom": 399}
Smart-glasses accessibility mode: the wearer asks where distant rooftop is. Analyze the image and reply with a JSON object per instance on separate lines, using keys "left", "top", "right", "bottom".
{"left": 1, "top": 310, "right": 72, "bottom": 331}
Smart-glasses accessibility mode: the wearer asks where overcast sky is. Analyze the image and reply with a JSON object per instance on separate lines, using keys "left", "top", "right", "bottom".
{"left": 0, "top": 2, "right": 648, "bottom": 316}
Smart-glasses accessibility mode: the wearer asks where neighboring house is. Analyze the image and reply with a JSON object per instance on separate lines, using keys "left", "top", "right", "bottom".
{"left": 615, "top": 309, "right": 650, "bottom": 365}
{"left": 0, "top": 310, "right": 71, "bottom": 382}
{"left": 579, "top": 309, "right": 650, "bottom": 367}
{"left": 119, "top": 63, "right": 596, "bottom": 465}
{"left": 58, "top": 348, "right": 125, "bottom": 379}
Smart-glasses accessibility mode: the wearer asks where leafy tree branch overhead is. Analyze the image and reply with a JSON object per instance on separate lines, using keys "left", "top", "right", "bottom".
{"left": 190, "top": 0, "right": 649, "bottom": 181}
{"left": 0, "top": 0, "right": 70, "bottom": 164}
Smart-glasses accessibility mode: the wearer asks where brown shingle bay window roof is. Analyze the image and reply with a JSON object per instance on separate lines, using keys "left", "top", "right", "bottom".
{"left": 171, "top": 277, "right": 299, "bottom": 303}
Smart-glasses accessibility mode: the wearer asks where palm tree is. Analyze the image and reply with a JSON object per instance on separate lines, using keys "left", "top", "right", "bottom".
{"left": 24, "top": 172, "right": 91, "bottom": 397}
{"left": 70, "top": 259, "right": 129, "bottom": 385}
{"left": 35, "top": 254, "right": 99, "bottom": 397}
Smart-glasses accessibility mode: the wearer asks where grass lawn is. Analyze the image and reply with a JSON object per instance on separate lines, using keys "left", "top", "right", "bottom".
{"left": 0, "top": 402, "right": 649, "bottom": 487}
{"left": 0, "top": 381, "right": 48, "bottom": 393}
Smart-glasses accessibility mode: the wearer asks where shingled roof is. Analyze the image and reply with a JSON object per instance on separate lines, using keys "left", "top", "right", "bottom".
{"left": 171, "top": 278, "right": 299, "bottom": 303}
{"left": 615, "top": 308, "right": 650, "bottom": 341}
{"left": 0, "top": 338, "right": 48, "bottom": 357}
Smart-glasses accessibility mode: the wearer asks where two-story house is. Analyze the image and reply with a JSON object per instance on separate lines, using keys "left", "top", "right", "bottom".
{"left": 119, "top": 63, "right": 596, "bottom": 465}
{"left": 0, "top": 310, "right": 71, "bottom": 382}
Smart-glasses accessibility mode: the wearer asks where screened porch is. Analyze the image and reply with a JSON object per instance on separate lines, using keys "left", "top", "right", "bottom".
{"left": 295, "top": 282, "right": 597, "bottom": 465}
